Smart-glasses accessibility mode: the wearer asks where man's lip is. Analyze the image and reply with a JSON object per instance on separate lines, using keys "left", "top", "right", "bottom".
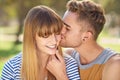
{"left": 61, "top": 35, "right": 64, "bottom": 39}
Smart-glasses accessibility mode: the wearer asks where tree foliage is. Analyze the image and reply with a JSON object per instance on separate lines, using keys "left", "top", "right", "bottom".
{"left": 0, "top": 0, "right": 120, "bottom": 42}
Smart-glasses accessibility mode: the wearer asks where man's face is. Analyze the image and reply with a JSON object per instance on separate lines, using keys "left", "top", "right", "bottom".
{"left": 60, "top": 11, "right": 84, "bottom": 48}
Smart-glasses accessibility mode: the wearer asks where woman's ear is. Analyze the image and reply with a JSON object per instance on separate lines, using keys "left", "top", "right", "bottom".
{"left": 34, "top": 34, "right": 38, "bottom": 49}
{"left": 35, "top": 33, "right": 39, "bottom": 41}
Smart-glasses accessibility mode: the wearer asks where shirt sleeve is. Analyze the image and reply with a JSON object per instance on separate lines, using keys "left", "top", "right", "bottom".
{"left": 0, "top": 53, "right": 22, "bottom": 80}
{"left": 64, "top": 54, "right": 80, "bottom": 80}
{"left": 1, "top": 60, "right": 15, "bottom": 80}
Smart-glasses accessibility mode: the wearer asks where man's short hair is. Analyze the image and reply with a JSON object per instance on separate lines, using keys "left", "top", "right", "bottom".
{"left": 66, "top": 0, "right": 106, "bottom": 40}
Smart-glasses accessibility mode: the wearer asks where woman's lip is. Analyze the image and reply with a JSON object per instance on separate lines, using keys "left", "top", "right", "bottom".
{"left": 46, "top": 45, "right": 56, "bottom": 49}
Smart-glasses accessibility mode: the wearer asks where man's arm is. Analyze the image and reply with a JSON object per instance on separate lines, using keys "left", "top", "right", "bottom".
{"left": 102, "top": 55, "right": 120, "bottom": 80}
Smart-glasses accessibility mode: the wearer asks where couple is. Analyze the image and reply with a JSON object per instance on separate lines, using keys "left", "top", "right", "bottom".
{"left": 1, "top": 0, "right": 120, "bottom": 80}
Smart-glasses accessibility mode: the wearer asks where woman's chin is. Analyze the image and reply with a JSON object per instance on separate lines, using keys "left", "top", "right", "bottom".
{"left": 48, "top": 52, "right": 56, "bottom": 55}
{"left": 46, "top": 49, "right": 57, "bottom": 55}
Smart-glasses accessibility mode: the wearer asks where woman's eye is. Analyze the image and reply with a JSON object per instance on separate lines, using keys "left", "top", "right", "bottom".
{"left": 55, "top": 32, "right": 60, "bottom": 35}
{"left": 42, "top": 35, "right": 49, "bottom": 38}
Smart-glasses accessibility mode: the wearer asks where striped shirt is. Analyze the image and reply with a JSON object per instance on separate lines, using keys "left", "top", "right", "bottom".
{"left": 1, "top": 52, "right": 80, "bottom": 80}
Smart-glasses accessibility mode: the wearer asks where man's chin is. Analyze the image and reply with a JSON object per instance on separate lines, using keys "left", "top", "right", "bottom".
{"left": 60, "top": 43, "right": 65, "bottom": 47}
{"left": 60, "top": 43, "right": 68, "bottom": 47}
{"left": 60, "top": 40, "right": 69, "bottom": 47}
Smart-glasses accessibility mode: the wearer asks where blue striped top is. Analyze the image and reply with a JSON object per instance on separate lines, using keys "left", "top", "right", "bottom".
{"left": 0, "top": 52, "right": 80, "bottom": 80}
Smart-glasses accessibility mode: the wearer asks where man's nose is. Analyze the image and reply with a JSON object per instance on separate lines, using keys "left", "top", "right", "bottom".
{"left": 61, "top": 26, "right": 66, "bottom": 35}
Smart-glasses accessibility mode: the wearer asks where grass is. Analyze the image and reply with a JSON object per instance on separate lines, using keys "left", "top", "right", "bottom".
{"left": 0, "top": 61, "right": 5, "bottom": 76}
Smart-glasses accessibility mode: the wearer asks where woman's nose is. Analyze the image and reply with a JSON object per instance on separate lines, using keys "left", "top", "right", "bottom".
{"left": 50, "top": 34, "right": 57, "bottom": 44}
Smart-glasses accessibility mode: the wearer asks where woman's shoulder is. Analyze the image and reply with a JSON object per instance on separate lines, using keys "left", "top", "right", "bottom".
{"left": 64, "top": 53, "right": 78, "bottom": 68}
{"left": 64, "top": 53, "right": 75, "bottom": 62}
{"left": 7, "top": 52, "right": 22, "bottom": 65}
{"left": 3, "top": 52, "right": 22, "bottom": 71}
{"left": 1, "top": 52, "right": 22, "bottom": 80}
{"left": 63, "top": 48, "right": 78, "bottom": 59}
{"left": 64, "top": 54, "right": 80, "bottom": 80}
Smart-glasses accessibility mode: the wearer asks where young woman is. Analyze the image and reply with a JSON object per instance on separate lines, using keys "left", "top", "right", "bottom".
{"left": 1, "top": 5, "right": 80, "bottom": 80}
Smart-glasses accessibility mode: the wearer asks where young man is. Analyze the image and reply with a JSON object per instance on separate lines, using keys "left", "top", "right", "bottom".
{"left": 47, "top": 0, "right": 120, "bottom": 80}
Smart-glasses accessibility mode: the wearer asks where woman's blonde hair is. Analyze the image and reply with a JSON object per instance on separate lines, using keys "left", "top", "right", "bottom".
{"left": 21, "top": 5, "right": 63, "bottom": 80}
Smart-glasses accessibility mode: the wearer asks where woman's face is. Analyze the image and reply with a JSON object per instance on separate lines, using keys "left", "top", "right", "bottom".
{"left": 35, "top": 33, "right": 61, "bottom": 55}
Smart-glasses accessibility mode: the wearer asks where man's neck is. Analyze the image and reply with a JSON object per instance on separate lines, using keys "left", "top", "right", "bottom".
{"left": 75, "top": 42, "right": 104, "bottom": 65}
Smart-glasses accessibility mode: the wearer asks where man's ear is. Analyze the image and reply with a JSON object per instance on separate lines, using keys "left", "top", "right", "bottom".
{"left": 82, "top": 31, "right": 93, "bottom": 41}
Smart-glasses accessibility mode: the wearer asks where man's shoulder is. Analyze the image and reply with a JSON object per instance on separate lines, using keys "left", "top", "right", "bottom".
{"left": 106, "top": 54, "right": 120, "bottom": 65}
{"left": 104, "top": 54, "right": 120, "bottom": 72}
{"left": 102, "top": 54, "right": 120, "bottom": 79}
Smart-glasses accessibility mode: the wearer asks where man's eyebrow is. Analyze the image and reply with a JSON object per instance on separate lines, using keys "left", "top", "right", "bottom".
{"left": 63, "top": 22, "right": 71, "bottom": 27}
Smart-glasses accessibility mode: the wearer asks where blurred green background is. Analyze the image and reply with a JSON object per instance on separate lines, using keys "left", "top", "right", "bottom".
{"left": 0, "top": 0, "right": 120, "bottom": 77}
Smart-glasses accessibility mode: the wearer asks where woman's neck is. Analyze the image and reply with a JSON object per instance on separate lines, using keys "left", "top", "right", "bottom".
{"left": 40, "top": 68, "right": 48, "bottom": 80}
{"left": 37, "top": 52, "right": 49, "bottom": 79}
{"left": 37, "top": 52, "right": 49, "bottom": 68}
